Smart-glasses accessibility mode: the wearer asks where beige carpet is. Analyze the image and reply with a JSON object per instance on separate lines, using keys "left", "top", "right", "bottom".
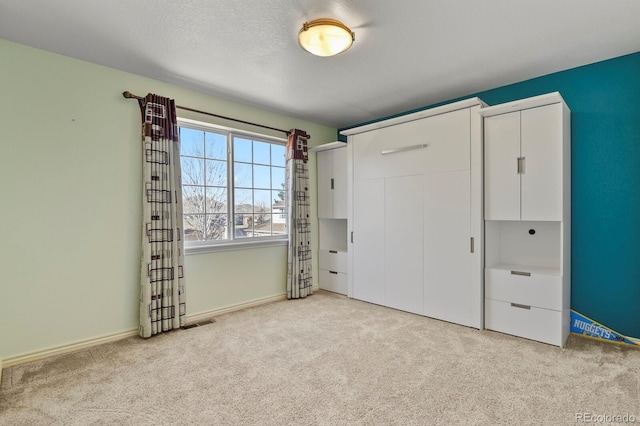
{"left": 1, "top": 290, "right": 638, "bottom": 425}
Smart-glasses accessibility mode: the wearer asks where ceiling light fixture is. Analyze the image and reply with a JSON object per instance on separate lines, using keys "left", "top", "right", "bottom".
{"left": 298, "top": 18, "right": 355, "bottom": 57}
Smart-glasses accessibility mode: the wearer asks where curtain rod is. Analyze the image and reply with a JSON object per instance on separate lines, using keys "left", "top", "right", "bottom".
{"left": 122, "top": 91, "right": 291, "bottom": 136}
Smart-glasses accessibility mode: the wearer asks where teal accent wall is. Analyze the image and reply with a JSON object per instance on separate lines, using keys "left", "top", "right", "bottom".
{"left": 341, "top": 52, "right": 640, "bottom": 338}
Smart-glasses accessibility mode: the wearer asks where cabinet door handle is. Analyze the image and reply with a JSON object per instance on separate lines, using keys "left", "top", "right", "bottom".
{"left": 517, "top": 157, "right": 526, "bottom": 174}
{"left": 330, "top": 178, "right": 334, "bottom": 190}
{"left": 510, "top": 302, "right": 531, "bottom": 310}
{"left": 351, "top": 232, "right": 354, "bottom": 243}
{"left": 329, "top": 271, "right": 338, "bottom": 275}
{"left": 329, "top": 250, "right": 338, "bottom": 254}
{"left": 470, "top": 237, "right": 474, "bottom": 253}
{"left": 381, "top": 143, "right": 428, "bottom": 155}
{"left": 510, "top": 270, "right": 531, "bottom": 277}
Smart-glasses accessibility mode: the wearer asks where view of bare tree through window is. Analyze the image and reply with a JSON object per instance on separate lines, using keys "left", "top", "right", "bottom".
{"left": 181, "top": 128, "right": 228, "bottom": 241}
{"left": 179, "top": 125, "right": 287, "bottom": 244}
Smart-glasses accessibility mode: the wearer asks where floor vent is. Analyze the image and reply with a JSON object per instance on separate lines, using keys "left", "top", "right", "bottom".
{"left": 181, "top": 319, "right": 216, "bottom": 330}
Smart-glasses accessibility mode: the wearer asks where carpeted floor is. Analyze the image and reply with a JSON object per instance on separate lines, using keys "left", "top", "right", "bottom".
{"left": 1, "top": 290, "right": 638, "bottom": 425}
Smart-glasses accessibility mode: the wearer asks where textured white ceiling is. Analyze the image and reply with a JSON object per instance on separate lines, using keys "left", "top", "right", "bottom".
{"left": 1, "top": 1, "right": 639, "bottom": 128}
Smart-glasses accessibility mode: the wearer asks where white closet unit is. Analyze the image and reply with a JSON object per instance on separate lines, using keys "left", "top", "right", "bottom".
{"left": 341, "top": 98, "right": 485, "bottom": 329}
{"left": 317, "top": 143, "right": 348, "bottom": 219}
{"left": 313, "top": 142, "right": 348, "bottom": 295}
{"left": 480, "top": 92, "right": 571, "bottom": 347}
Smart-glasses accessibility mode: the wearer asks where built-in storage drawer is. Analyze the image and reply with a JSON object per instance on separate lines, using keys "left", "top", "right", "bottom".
{"left": 319, "top": 249, "right": 348, "bottom": 274}
{"left": 485, "top": 298, "right": 561, "bottom": 346}
{"left": 485, "top": 267, "right": 562, "bottom": 311}
{"left": 319, "top": 269, "right": 347, "bottom": 295}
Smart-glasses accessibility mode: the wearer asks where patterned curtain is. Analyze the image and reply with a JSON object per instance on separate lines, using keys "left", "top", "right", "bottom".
{"left": 137, "top": 94, "right": 186, "bottom": 337}
{"left": 286, "top": 129, "right": 313, "bottom": 299}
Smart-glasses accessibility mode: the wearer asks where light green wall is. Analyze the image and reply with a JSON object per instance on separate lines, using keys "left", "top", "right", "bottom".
{"left": 0, "top": 39, "right": 336, "bottom": 361}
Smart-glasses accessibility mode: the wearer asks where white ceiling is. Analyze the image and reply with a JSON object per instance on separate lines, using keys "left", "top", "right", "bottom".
{"left": 1, "top": 1, "right": 639, "bottom": 129}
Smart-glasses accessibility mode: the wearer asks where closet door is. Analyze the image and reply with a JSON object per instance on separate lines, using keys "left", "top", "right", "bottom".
{"left": 316, "top": 150, "right": 333, "bottom": 219}
{"left": 423, "top": 170, "right": 472, "bottom": 325}
{"left": 352, "top": 178, "right": 385, "bottom": 305}
{"left": 484, "top": 111, "right": 520, "bottom": 221}
{"left": 385, "top": 175, "right": 424, "bottom": 315}
{"left": 332, "top": 147, "right": 348, "bottom": 219}
{"left": 521, "top": 103, "right": 563, "bottom": 221}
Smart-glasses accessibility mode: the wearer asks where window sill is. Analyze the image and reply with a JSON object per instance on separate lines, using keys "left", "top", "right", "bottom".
{"left": 184, "top": 238, "right": 288, "bottom": 255}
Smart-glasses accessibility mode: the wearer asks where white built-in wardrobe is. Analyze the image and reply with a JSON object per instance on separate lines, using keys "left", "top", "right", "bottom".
{"left": 341, "top": 98, "right": 485, "bottom": 329}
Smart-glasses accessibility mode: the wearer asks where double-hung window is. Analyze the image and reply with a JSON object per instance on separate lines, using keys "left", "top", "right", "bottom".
{"left": 178, "top": 119, "right": 287, "bottom": 251}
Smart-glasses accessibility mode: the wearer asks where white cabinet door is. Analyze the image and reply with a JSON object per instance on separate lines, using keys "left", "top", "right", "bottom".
{"left": 316, "top": 150, "right": 333, "bottom": 219}
{"left": 521, "top": 103, "right": 563, "bottom": 221}
{"left": 385, "top": 175, "right": 424, "bottom": 315}
{"left": 423, "top": 170, "right": 472, "bottom": 325}
{"left": 352, "top": 178, "right": 385, "bottom": 305}
{"left": 484, "top": 111, "right": 521, "bottom": 220}
{"left": 332, "top": 147, "right": 348, "bottom": 219}
{"left": 317, "top": 147, "right": 348, "bottom": 219}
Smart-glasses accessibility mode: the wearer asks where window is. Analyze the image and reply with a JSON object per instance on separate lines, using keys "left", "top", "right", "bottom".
{"left": 179, "top": 120, "right": 287, "bottom": 249}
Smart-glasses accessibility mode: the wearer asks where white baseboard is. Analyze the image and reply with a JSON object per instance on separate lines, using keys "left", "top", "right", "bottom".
{"left": 3, "top": 292, "right": 287, "bottom": 369}
{"left": 186, "top": 292, "right": 287, "bottom": 324}
{"left": 2, "top": 329, "right": 139, "bottom": 369}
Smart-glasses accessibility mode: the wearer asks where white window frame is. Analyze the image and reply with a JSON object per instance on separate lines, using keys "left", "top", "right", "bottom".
{"left": 178, "top": 118, "right": 288, "bottom": 255}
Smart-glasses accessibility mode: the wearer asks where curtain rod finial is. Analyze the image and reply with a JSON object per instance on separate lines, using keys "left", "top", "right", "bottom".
{"left": 122, "top": 91, "right": 134, "bottom": 99}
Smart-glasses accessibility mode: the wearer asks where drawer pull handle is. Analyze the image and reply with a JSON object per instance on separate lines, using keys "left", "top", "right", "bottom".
{"left": 329, "top": 250, "right": 338, "bottom": 254}
{"left": 511, "top": 302, "right": 531, "bottom": 310}
{"left": 381, "top": 143, "right": 428, "bottom": 155}
{"left": 329, "top": 271, "right": 338, "bottom": 275}
{"left": 511, "top": 270, "right": 531, "bottom": 277}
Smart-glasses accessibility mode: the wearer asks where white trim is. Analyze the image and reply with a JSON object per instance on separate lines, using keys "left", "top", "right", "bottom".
{"left": 478, "top": 92, "right": 568, "bottom": 117}
{"left": 310, "top": 141, "right": 347, "bottom": 152}
{"left": 185, "top": 238, "right": 288, "bottom": 255}
{"left": 2, "top": 329, "right": 139, "bottom": 369}
{"left": 340, "top": 97, "right": 486, "bottom": 136}
{"left": 2, "top": 293, "right": 288, "bottom": 368}
{"left": 186, "top": 293, "right": 287, "bottom": 323}
{"left": 177, "top": 117, "right": 287, "bottom": 144}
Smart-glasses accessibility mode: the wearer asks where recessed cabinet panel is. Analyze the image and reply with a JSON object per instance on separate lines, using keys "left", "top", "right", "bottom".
{"left": 384, "top": 175, "right": 424, "bottom": 315}
{"left": 352, "top": 178, "right": 385, "bottom": 305}
{"left": 484, "top": 111, "right": 521, "bottom": 221}
{"left": 423, "top": 170, "right": 473, "bottom": 326}
{"left": 521, "top": 104, "right": 563, "bottom": 221}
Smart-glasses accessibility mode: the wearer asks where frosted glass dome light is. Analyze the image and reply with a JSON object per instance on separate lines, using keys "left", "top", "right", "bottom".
{"left": 298, "top": 18, "right": 355, "bottom": 57}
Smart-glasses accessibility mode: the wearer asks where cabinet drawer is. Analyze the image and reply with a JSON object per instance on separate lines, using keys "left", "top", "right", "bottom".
{"left": 485, "top": 268, "right": 562, "bottom": 311}
{"left": 319, "top": 250, "right": 348, "bottom": 273}
{"left": 485, "top": 298, "right": 562, "bottom": 346}
{"left": 319, "top": 269, "right": 347, "bottom": 295}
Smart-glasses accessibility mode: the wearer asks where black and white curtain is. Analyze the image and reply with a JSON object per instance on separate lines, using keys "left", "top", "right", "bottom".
{"left": 286, "top": 129, "right": 313, "bottom": 299}
{"left": 137, "top": 94, "right": 186, "bottom": 337}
